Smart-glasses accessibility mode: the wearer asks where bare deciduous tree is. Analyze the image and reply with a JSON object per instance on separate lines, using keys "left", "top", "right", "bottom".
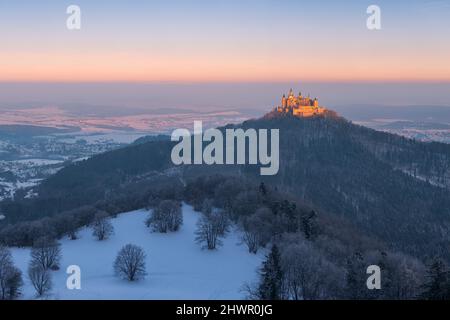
{"left": 240, "top": 207, "right": 273, "bottom": 254}
{"left": 30, "top": 237, "right": 62, "bottom": 271}
{"left": 114, "top": 244, "right": 147, "bottom": 281}
{"left": 241, "top": 228, "right": 259, "bottom": 254}
{"left": 0, "top": 246, "right": 23, "bottom": 300}
{"left": 28, "top": 264, "right": 52, "bottom": 297}
{"left": 92, "top": 212, "right": 114, "bottom": 241}
{"left": 214, "top": 210, "right": 229, "bottom": 236}
{"left": 195, "top": 211, "right": 229, "bottom": 250}
{"left": 145, "top": 200, "right": 182, "bottom": 233}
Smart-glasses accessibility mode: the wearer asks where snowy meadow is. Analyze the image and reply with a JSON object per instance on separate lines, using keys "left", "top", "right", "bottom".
{"left": 10, "top": 204, "right": 263, "bottom": 300}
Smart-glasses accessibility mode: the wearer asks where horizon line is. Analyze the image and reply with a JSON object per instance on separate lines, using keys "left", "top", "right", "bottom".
{"left": 1, "top": 79, "right": 450, "bottom": 85}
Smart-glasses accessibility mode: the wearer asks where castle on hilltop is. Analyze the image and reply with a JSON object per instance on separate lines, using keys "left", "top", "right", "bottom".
{"left": 275, "top": 89, "right": 326, "bottom": 117}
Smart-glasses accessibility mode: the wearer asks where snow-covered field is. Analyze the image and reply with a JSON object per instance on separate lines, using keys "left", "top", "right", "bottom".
{"left": 57, "top": 132, "right": 149, "bottom": 145}
{"left": 10, "top": 204, "right": 263, "bottom": 300}
{"left": 0, "top": 178, "right": 43, "bottom": 201}
{"left": 11, "top": 159, "right": 64, "bottom": 166}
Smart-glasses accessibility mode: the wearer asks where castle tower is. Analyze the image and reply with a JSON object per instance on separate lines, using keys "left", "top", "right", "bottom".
{"left": 289, "top": 88, "right": 294, "bottom": 97}
{"left": 282, "top": 94, "right": 287, "bottom": 108}
{"left": 313, "top": 98, "right": 319, "bottom": 108}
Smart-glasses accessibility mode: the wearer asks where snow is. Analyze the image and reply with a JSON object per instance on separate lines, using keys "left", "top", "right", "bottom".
{"left": 11, "top": 159, "right": 64, "bottom": 166}
{"left": 0, "top": 179, "right": 42, "bottom": 200}
{"left": 72, "top": 156, "right": 90, "bottom": 163}
{"left": 58, "top": 132, "right": 148, "bottom": 145}
{"left": 0, "top": 105, "right": 248, "bottom": 138}
{"left": 10, "top": 204, "right": 263, "bottom": 300}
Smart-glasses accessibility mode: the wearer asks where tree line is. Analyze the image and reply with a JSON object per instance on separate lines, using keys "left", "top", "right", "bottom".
{"left": 1, "top": 173, "right": 450, "bottom": 299}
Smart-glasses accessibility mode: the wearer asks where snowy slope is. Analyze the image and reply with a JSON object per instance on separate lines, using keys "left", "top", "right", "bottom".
{"left": 10, "top": 204, "right": 263, "bottom": 300}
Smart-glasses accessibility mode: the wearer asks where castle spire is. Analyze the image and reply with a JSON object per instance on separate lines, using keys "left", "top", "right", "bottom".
{"left": 281, "top": 94, "right": 287, "bottom": 108}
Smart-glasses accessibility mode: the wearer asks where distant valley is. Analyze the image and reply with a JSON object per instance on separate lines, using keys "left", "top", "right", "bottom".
{"left": 2, "top": 104, "right": 450, "bottom": 202}
{"left": 330, "top": 104, "right": 450, "bottom": 143}
{"left": 0, "top": 105, "right": 251, "bottom": 201}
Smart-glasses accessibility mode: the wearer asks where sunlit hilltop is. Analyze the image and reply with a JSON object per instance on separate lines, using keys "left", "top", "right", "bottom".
{"left": 275, "top": 89, "right": 327, "bottom": 117}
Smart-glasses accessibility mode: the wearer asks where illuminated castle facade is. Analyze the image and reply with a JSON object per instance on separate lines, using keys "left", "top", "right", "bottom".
{"left": 276, "top": 89, "right": 326, "bottom": 117}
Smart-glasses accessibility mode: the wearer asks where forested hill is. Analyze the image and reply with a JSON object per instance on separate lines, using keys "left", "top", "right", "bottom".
{"left": 2, "top": 111, "right": 450, "bottom": 259}
{"left": 237, "top": 112, "right": 450, "bottom": 259}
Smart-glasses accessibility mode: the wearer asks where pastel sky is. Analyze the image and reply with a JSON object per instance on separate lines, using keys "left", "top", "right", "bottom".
{"left": 1, "top": 0, "right": 450, "bottom": 82}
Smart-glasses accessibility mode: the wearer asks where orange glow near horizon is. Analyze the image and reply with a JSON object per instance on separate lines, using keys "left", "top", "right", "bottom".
{"left": 2, "top": 24, "right": 450, "bottom": 83}
{"left": 2, "top": 50, "right": 450, "bottom": 83}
